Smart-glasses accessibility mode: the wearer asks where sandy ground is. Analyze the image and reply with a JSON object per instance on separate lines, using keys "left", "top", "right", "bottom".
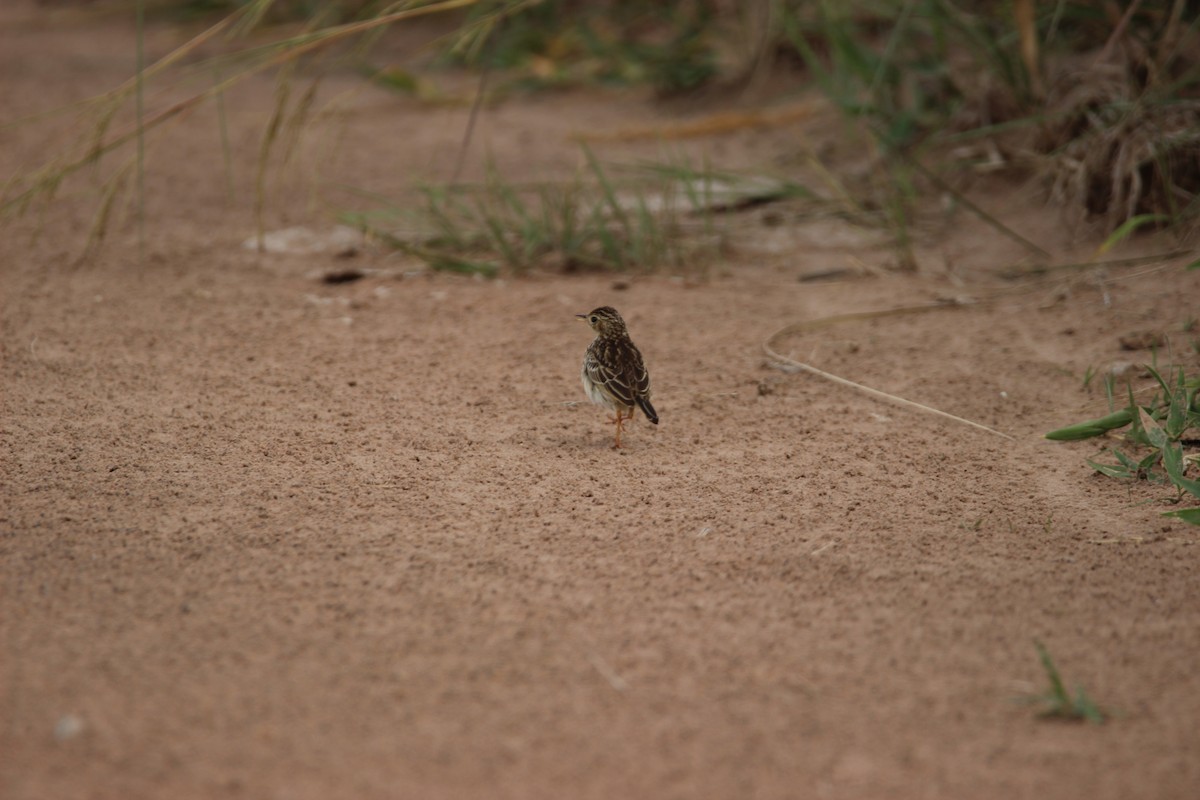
{"left": 3, "top": 5, "right": 1199, "bottom": 799}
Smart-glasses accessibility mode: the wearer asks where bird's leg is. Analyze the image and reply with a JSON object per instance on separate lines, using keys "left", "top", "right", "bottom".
{"left": 612, "top": 407, "right": 629, "bottom": 448}
{"left": 607, "top": 407, "right": 633, "bottom": 425}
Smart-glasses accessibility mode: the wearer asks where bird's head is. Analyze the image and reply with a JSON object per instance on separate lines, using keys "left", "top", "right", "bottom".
{"left": 576, "top": 306, "right": 627, "bottom": 337}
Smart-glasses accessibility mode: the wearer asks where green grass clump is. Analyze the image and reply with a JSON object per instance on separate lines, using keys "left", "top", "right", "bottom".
{"left": 340, "top": 148, "right": 729, "bottom": 276}
{"left": 1022, "top": 640, "right": 1107, "bottom": 724}
{"left": 1047, "top": 365, "right": 1200, "bottom": 525}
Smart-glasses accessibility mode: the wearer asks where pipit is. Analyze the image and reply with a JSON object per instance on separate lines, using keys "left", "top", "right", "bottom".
{"left": 576, "top": 306, "right": 659, "bottom": 448}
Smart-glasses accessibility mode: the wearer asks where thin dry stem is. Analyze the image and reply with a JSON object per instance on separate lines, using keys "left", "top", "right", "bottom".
{"left": 762, "top": 301, "right": 1015, "bottom": 441}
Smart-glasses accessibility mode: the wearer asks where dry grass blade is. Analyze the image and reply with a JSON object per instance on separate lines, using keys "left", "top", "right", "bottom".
{"left": 79, "top": 155, "right": 136, "bottom": 265}
{"left": 255, "top": 71, "right": 291, "bottom": 252}
{"left": 895, "top": 148, "right": 1051, "bottom": 260}
{"left": 1039, "top": 7, "right": 1200, "bottom": 236}
{"left": 571, "top": 103, "right": 818, "bottom": 142}
{"left": 1, "top": 0, "right": 481, "bottom": 218}
{"left": 762, "top": 301, "right": 1015, "bottom": 441}
{"left": 1013, "top": 0, "right": 1042, "bottom": 99}
{"left": 0, "top": 12, "right": 237, "bottom": 137}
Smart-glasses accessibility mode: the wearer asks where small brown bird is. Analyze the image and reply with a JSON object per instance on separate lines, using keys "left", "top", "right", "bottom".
{"left": 576, "top": 306, "right": 658, "bottom": 448}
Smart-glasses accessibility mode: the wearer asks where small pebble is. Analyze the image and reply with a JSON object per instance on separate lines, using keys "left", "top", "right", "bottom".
{"left": 54, "top": 714, "right": 84, "bottom": 742}
{"left": 1108, "top": 361, "right": 1136, "bottom": 378}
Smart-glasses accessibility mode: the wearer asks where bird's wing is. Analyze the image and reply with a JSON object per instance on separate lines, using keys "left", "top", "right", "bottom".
{"left": 585, "top": 343, "right": 639, "bottom": 407}
{"left": 619, "top": 341, "right": 652, "bottom": 399}
{"left": 631, "top": 347, "right": 651, "bottom": 399}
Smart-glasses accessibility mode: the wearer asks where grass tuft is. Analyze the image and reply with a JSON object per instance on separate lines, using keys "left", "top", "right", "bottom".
{"left": 6, "top": 0, "right": 1200, "bottom": 264}
{"left": 1048, "top": 364, "right": 1200, "bottom": 524}
{"left": 1022, "top": 640, "right": 1107, "bottom": 724}
{"left": 340, "top": 149, "right": 727, "bottom": 276}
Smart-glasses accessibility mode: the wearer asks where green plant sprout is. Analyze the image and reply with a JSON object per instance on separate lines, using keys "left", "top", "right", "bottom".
{"left": 1021, "top": 640, "right": 1107, "bottom": 724}
{"left": 1046, "top": 366, "right": 1200, "bottom": 524}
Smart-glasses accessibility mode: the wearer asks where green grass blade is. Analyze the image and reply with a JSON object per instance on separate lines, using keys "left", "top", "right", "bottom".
{"left": 1113, "top": 449, "right": 1143, "bottom": 472}
{"left": 1044, "top": 409, "right": 1132, "bottom": 440}
{"left": 1034, "top": 640, "right": 1070, "bottom": 706}
{"left": 1073, "top": 686, "right": 1106, "bottom": 724}
{"left": 478, "top": 201, "right": 520, "bottom": 269}
{"left": 1127, "top": 387, "right": 1152, "bottom": 447}
{"left": 1096, "top": 213, "right": 1169, "bottom": 254}
{"left": 1166, "top": 369, "right": 1189, "bottom": 440}
{"left": 1144, "top": 364, "right": 1172, "bottom": 398}
{"left": 1086, "top": 458, "right": 1133, "bottom": 479}
{"left": 582, "top": 143, "right": 632, "bottom": 238}
{"left": 1135, "top": 450, "right": 1162, "bottom": 474}
{"left": 1032, "top": 640, "right": 1107, "bottom": 723}
{"left": 1162, "top": 507, "right": 1200, "bottom": 525}
{"left": 1163, "top": 443, "right": 1200, "bottom": 500}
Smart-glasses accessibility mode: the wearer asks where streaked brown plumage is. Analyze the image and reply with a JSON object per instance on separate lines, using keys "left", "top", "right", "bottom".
{"left": 576, "top": 306, "right": 658, "bottom": 448}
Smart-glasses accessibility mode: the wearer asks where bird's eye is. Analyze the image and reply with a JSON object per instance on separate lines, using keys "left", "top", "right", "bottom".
{"left": 590, "top": 316, "right": 597, "bottom": 324}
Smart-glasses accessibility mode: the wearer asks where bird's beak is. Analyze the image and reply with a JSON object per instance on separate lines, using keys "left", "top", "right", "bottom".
{"left": 575, "top": 314, "right": 587, "bottom": 322}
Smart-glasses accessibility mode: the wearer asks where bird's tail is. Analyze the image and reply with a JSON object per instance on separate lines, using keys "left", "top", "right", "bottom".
{"left": 637, "top": 397, "right": 659, "bottom": 425}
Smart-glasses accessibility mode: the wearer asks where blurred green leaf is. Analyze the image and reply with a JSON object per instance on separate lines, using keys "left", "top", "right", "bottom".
{"left": 1127, "top": 389, "right": 1153, "bottom": 447}
{"left": 1096, "top": 214, "right": 1169, "bottom": 254}
{"left": 1144, "top": 364, "right": 1171, "bottom": 397}
{"left": 1166, "top": 378, "right": 1189, "bottom": 440}
{"left": 1162, "top": 507, "right": 1200, "bottom": 524}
